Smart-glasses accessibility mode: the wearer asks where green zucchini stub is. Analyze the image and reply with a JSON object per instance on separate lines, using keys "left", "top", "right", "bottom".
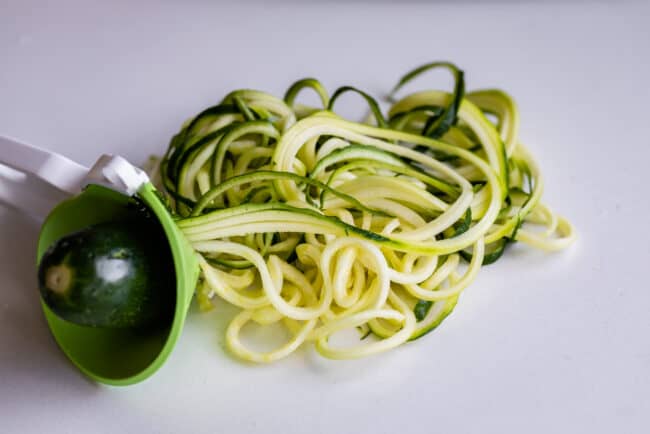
{"left": 37, "top": 219, "right": 175, "bottom": 329}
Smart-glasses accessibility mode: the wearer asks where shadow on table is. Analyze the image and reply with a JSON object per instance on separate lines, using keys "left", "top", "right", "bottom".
{"left": 0, "top": 207, "right": 98, "bottom": 394}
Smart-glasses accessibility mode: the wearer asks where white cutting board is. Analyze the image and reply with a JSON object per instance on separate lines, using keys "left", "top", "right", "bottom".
{"left": 1, "top": 1, "right": 648, "bottom": 433}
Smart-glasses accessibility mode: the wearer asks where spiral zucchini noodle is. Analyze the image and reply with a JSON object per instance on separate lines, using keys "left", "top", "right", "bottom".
{"left": 157, "top": 61, "right": 575, "bottom": 362}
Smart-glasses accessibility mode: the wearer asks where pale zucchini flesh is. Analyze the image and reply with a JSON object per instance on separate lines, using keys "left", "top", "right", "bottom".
{"left": 156, "top": 61, "right": 576, "bottom": 363}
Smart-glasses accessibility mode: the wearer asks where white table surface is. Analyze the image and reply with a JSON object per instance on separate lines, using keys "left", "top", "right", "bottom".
{"left": 1, "top": 1, "right": 649, "bottom": 433}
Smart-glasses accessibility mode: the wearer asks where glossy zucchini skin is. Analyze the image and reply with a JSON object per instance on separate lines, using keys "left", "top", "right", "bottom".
{"left": 38, "top": 220, "right": 175, "bottom": 329}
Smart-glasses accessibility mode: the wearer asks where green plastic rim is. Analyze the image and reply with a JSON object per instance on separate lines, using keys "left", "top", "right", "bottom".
{"left": 36, "top": 182, "right": 199, "bottom": 386}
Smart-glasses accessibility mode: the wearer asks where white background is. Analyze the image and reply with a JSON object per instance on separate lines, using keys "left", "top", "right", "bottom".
{"left": 1, "top": 1, "right": 649, "bottom": 433}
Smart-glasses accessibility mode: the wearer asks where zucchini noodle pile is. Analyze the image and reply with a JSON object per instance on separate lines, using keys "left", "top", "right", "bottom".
{"left": 157, "top": 62, "right": 575, "bottom": 362}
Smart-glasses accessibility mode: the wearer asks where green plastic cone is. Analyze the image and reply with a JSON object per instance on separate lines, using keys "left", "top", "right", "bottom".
{"left": 36, "top": 183, "right": 199, "bottom": 385}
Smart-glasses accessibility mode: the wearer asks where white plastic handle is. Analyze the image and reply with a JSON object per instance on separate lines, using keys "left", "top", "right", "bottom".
{"left": 0, "top": 135, "right": 89, "bottom": 220}
{"left": 0, "top": 135, "right": 151, "bottom": 221}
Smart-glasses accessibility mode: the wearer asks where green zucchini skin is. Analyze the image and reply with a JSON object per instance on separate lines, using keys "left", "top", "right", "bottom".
{"left": 38, "top": 220, "right": 175, "bottom": 329}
